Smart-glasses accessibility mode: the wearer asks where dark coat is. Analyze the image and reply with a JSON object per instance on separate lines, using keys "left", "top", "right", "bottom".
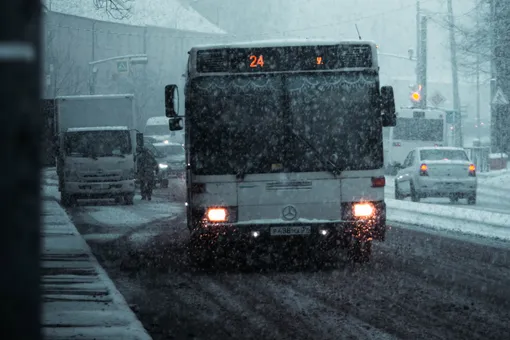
{"left": 137, "top": 149, "right": 158, "bottom": 181}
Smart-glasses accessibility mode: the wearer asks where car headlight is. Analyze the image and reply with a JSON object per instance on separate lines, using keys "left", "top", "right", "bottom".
{"left": 159, "top": 163, "right": 168, "bottom": 169}
{"left": 353, "top": 203, "right": 375, "bottom": 218}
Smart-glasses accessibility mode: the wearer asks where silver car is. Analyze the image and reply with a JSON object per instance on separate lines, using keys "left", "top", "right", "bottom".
{"left": 394, "top": 147, "right": 477, "bottom": 204}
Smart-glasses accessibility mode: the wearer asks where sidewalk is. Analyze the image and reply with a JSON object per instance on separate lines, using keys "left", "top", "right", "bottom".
{"left": 41, "top": 196, "right": 152, "bottom": 339}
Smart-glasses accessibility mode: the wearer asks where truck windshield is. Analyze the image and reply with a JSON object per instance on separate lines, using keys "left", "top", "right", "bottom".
{"left": 393, "top": 118, "right": 444, "bottom": 141}
{"left": 64, "top": 130, "right": 132, "bottom": 157}
{"left": 189, "top": 72, "right": 382, "bottom": 175}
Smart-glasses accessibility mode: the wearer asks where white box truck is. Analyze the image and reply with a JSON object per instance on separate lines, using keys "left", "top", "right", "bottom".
{"left": 54, "top": 94, "right": 143, "bottom": 206}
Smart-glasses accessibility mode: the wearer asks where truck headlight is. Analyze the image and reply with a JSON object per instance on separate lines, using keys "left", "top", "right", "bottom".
{"left": 159, "top": 163, "right": 168, "bottom": 169}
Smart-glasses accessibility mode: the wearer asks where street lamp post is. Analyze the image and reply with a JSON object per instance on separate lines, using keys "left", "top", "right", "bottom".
{"left": 88, "top": 54, "right": 148, "bottom": 94}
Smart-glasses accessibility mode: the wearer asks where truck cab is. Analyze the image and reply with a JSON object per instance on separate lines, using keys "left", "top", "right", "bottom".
{"left": 56, "top": 126, "right": 138, "bottom": 206}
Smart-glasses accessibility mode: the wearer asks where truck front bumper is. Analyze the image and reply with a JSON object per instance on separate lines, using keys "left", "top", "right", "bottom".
{"left": 64, "top": 179, "right": 135, "bottom": 198}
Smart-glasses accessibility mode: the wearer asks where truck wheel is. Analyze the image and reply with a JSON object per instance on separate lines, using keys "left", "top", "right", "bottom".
{"left": 123, "top": 194, "right": 134, "bottom": 205}
{"left": 161, "top": 179, "right": 169, "bottom": 188}
{"left": 347, "top": 238, "right": 372, "bottom": 263}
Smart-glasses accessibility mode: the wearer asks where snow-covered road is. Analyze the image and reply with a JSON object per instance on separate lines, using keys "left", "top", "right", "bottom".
{"left": 44, "top": 167, "right": 510, "bottom": 339}
{"left": 70, "top": 203, "right": 510, "bottom": 340}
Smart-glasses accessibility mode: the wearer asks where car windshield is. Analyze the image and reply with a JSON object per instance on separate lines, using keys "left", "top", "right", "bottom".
{"left": 420, "top": 149, "right": 469, "bottom": 161}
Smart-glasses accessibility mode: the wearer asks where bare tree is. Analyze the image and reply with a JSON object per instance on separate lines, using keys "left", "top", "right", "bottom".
{"left": 93, "top": 0, "right": 134, "bottom": 19}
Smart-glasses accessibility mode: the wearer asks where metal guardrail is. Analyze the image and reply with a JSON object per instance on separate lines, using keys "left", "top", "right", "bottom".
{"left": 465, "top": 146, "right": 490, "bottom": 172}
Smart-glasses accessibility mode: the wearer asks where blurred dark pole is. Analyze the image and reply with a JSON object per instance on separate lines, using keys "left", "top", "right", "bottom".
{"left": 0, "top": 0, "right": 42, "bottom": 339}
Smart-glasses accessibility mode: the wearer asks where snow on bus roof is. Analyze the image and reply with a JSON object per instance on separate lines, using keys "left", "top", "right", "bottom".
{"left": 67, "top": 126, "right": 129, "bottom": 132}
{"left": 191, "top": 39, "right": 377, "bottom": 50}
{"left": 416, "top": 146, "right": 465, "bottom": 151}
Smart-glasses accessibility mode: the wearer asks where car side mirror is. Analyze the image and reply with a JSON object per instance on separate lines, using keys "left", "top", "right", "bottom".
{"left": 169, "top": 117, "right": 183, "bottom": 131}
{"left": 165, "top": 84, "right": 179, "bottom": 117}
{"left": 381, "top": 86, "right": 397, "bottom": 127}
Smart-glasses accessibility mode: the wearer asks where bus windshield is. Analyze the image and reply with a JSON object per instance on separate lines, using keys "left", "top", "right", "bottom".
{"left": 393, "top": 117, "right": 444, "bottom": 142}
{"left": 189, "top": 72, "right": 382, "bottom": 175}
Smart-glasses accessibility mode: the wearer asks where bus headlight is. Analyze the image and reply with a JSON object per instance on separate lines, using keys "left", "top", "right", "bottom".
{"left": 206, "top": 207, "right": 227, "bottom": 222}
{"left": 159, "top": 163, "right": 168, "bottom": 169}
{"left": 353, "top": 203, "right": 375, "bottom": 218}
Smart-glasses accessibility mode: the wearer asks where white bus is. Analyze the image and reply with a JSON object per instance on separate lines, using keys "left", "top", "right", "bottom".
{"left": 164, "top": 39, "right": 397, "bottom": 264}
{"left": 385, "top": 107, "right": 447, "bottom": 174}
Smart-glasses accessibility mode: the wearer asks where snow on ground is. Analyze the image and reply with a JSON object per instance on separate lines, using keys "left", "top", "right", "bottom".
{"left": 387, "top": 199, "right": 510, "bottom": 241}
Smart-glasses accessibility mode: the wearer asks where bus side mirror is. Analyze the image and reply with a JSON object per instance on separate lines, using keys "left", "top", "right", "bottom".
{"left": 169, "top": 117, "right": 183, "bottom": 131}
{"left": 165, "top": 84, "right": 179, "bottom": 117}
{"left": 136, "top": 132, "right": 144, "bottom": 148}
{"left": 381, "top": 86, "right": 397, "bottom": 127}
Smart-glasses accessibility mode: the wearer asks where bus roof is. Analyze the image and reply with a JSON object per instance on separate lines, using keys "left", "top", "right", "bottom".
{"left": 190, "top": 39, "right": 377, "bottom": 51}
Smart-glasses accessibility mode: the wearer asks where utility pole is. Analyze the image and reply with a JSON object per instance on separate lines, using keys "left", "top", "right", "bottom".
{"left": 417, "top": 15, "right": 427, "bottom": 109}
{"left": 416, "top": 0, "right": 421, "bottom": 86}
{"left": 447, "top": 0, "right": 463, "bottom": 147}
{"left": 476, "top": 7, "right": 481, "bottom": 142}
{"left": 0, "top": 0, "right": 42, "bottom": 339}
{"left": 489, "top": 0, "right": 498, "bottom": 152}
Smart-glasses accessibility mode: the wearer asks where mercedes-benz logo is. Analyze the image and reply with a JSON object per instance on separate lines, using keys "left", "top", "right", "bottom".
{"left": 282, "top": 205, "right": 298, "bottom": 220}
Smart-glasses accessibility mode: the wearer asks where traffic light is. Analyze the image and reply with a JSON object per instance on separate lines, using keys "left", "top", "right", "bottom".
{"left": 410, "top": 84, "right": 422, "bottom": 104}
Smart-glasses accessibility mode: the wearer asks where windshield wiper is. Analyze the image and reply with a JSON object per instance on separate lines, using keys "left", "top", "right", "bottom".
{"left": 290, "top": 129, "right": 342, "bottom": 177}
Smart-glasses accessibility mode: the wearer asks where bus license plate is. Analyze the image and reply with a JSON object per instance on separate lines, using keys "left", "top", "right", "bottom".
{"left": 270, "top": 226, "right": 311, "bottom": 236}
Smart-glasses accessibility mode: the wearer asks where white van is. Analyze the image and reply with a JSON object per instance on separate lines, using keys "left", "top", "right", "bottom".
{"left": 144, "top": 116, "right": 183, "bottom": 143}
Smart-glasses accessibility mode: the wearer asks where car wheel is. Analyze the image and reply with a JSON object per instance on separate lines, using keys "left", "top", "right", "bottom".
{"left": 410, "top": 182, "right": 420, "bottom": 202}
{"left": 394, "top": 181, "right": 404, "bottom": 200}
{"left": 467, "top": 193, "right": 476, "bottom": 205}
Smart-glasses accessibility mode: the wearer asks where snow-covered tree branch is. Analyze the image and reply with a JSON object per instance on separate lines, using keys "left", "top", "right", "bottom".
{"left": 93, "top": 0, "right": 134, "bottom": 19}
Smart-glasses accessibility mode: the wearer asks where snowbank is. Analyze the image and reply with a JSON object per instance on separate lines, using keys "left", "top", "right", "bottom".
{"left": 387, "top": 199, "right": 510, "bottom": 241}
